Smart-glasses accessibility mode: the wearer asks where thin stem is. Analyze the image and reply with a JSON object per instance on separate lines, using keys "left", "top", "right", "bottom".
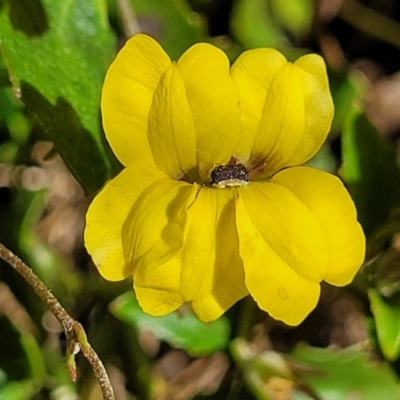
{"left": 339, "top": 0, "right": 400, "bottom": 49}
{"left": 116, "top": 0, "right": 141, "bottom": 37}
{"left": 236, "top": 296, "right": 258, "bottom": 341}
{"left": 0, "top": 242, "right": 115, "bottom": 400}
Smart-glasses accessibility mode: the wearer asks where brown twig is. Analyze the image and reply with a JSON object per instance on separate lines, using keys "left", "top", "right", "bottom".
{"left": 0, "top": 242, "right": 115, "bottom": 400}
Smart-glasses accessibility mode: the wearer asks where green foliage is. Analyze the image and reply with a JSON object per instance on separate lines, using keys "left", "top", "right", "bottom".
{"left": 341, "top": 105, "right": 400, "bottom": 235}
{"left": 128, "top": 0, "right": 206, "bottom": 59}
{"left": 292, "top": 345, "right": 400, "bottom": 400}
{"left": 269, "top": 0, "right": 314, "bottom": 37}
{"left": 231, "top": 340, "right": 400, "bottom": 400}
{"left": 0, "top": 0, "right": 120, "bottom": 194}
{"left": 1, "top": 1, "right": 400, "bottom": 399}
{"left": 306, "top": 143, "right": 337, "bottom": 173}
{"left": 231, "top": 0, "right": 283, "bottom": 49}
{"left": 369, "top": 289, "right": 400, "bottom": 361}
{"left": 111, "top": 292, "right": 230, "bottom": 356}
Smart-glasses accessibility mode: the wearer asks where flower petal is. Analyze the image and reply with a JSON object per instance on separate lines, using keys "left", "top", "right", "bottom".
{"left": 284, "top": 55, "right": 335, "bottom": 167}
{"left": 189, "top": 189, "right": 248, "bottom": 322}
{"left": 177, "top": 44, "right": 241, "bottom": 180}
{"left": 101, "top": 34, "right": 171, "bottom": 167}
{"left": 84, "top": 163, "right": 166, "bottom": 281}
{"left": 273, "top": 167, "right": 365, "bottom": 286}
{"left": 134, "top": 187, "right": 247, "bottom": 322}
{"left": 236, "top": 201, "right": 320, "bottom": 325}
{"left": 135, "top": 257, "right": 184, "bottom": 316}
{"left": 237, "top": 181, "right": 329, "bottom": 283}
{"left": 122, "top": 178, "right": 197, "bottom": 273}
{"left": 147, "top": 63, "right": 197, "bottom": 180}
{"left": 250, "top": 62, "right": 306, "bottom": 177}
{"left": 232, "top": 51, "right": 333, "bottom": 178}
{"left": 230, "top": 48, "right": 287, "bottom": 161}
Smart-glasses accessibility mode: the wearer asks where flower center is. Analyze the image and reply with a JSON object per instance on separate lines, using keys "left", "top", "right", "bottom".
{"left": 211, "top": 160, "right": 249, "bottom": 188}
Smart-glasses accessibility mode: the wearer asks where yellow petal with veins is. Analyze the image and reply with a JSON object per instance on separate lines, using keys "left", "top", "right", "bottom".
{"left": 273, "top": 166, "right": 365, "bottom": 286}
{"left": 237, "top": 181, "right": 329, "bottom": 283}
{"left": 102, "top": 34, "right": 171, "bottom": 167}
{"left": 135, "top": 187, "right": 247, "bottom": 322}
{"left": 230, "top": 48, "right": 287, "bottom": 161}
{"left": 147, "top": 63, "right": 197, "bottom": 181}
{"left": 122, "top": 178, "right": 197, "bottom": 273}
{"left": 84, "top": 162, "right": 166, "bottom": 281}
{"left": 236, "top": 187, "right": 321, "bottom": 325}
{"left": 231, "top": 49, "right": 333, "bottom": 178}
{"left": 178, "top": 44, "right": 241, "bottom": 180}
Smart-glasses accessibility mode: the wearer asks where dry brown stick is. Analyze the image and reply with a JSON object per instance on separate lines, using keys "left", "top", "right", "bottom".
{"left": 0, "top": 242, "right": 115, "bottom": 400}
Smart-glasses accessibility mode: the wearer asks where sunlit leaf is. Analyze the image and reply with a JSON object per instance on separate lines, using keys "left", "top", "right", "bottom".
{"left": 110, "top": 292, "right": 230, "bottom": 356}
{"left": 0, "top": 0, "right": 120, "bottom": 193}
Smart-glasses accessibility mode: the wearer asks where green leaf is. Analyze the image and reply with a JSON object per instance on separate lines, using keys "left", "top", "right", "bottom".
{"left": 0, "top": 380, "right": 38, "bottom": 400}
{"left": 306, "top": 143, "right": 336, "bottom": 173}
{"left": 110, "top": 292, "right": 230, "bottom": 356}
{"left": 331, "top": 71, "right": 366, "bottom": 132}
{"left": 291, "top": 345, "right": 400, "bottom": 400}
{"left": 0, "top": 0, "right": 120, "bottom": 193}
{"left": 0, "top": 68, "right": 9, "bottom": 87}
{"left": 369, "top": 289, "right": 400, "bottom": 361}
{"left": 20, "top": 333, "right": 46, "bottom": 384}
{"left": 270, "top": 0, "right": 314, "bottom": 37}
{"left": 341, "top": 105, "right": 400, "bottom": 235}
{"left": 127, "top": 0, "right": 206, "bottom": 59}
{"left": 231, "top": 0, "right": 283, "bottom": 49}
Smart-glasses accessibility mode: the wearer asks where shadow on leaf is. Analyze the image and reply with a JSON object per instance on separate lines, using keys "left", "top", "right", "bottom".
{"left": 0, "top": 0, "right": 48, "bottom": 37}
{"left": 20, "top": 81, "right": 112, "bottom": 194}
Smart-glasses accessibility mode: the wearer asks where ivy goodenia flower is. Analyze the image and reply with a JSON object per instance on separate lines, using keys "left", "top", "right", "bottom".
{"left": 85, "top": 34, "right": 365, "bottom": 326}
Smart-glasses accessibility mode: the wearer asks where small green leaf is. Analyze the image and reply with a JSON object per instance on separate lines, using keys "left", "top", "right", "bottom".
{"left": 0, "top": 0, "right": 120, "bottom": 193}
{"left": 341, "top": 105, "right": 400, "bottom": 235}
{"left": 292, "top": 345, "right": 400, "bottom": 400}
{"left": 0, "top": 380, "right": 38, "bottom": 400}
{"left": 110, "top": 292, "right": 230, "bottom": 356}
{"left": 20, "top": 333, "right": 46, "bottom": 384}
{"left": 231, "top": 0, "right": 283, "bottom": 49}
{"left": 127, "top": 0, "right": 206, "bottom": 59}
{"left": 369, "top": 289, "right": 400, "bottom": 361}
{"left": 270, "top": 0, "right": 314, "bottom": 37}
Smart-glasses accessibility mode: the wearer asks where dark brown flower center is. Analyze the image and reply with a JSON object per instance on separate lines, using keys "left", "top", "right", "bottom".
{"left": 211, "top": 161, "right": 249, "bottom": 187}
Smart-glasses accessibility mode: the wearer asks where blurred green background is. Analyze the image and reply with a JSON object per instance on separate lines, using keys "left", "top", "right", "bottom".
{"left": 2, "top": 0, "right": 400, "bottom": 399}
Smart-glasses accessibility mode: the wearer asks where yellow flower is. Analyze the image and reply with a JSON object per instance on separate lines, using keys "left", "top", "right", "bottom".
{"left": 84, "top": 34, "right": 365, "bottom": 326}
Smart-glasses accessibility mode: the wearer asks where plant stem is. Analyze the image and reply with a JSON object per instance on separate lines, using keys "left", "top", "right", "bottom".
{"left": 116, "top": 0, "right": 141, "bottom": 38}
{"left": 340, "top": 0, "right": 400, "bottom": 49}
{"left": 0, "top": 242, "right": 115, "bottom": 400}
